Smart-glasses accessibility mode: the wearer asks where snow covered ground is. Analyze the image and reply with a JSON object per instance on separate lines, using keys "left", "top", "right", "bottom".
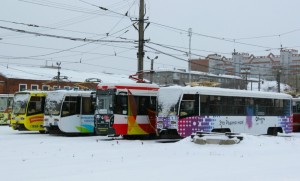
{"left": 1, "top": 125, "right": 300, "bottom": 181}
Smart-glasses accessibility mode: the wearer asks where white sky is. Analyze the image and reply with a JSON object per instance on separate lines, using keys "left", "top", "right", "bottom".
{"left": 1, "top": 126, "right": 300, "bottom": 181}
{"left": 1, "top": 0, "right": 300, "bottom": 75}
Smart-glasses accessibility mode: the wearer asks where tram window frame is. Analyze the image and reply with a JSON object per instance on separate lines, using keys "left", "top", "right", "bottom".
{"left": 293, "top": 102, "right": 300, "bottom": 113}
{"left": 27, "top": 96, "right": 45, "bottom": 116}
{"left": 82, "top": 97, "right": 94, "bottom": 115}
{"left": 179, "top": 94, "right": 199, "bottom": 118}
{"left": 115, "top": 95, "right": 128, "bottom": 115}
{"left": 61, "top": 96, "right": 81, "bottom": 117}
{"left": 137, "top": 96, "right": 150, "bottom": 115}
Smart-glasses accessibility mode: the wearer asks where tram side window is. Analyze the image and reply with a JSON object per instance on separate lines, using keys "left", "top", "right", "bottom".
{"left": 62, "top": 96, "right": 80, "bottom": 117}
{"left": 254, "top": 98, "right": 267, "bottom": 116}
{"left": 208, "top": 95, "right": 221, "bottom": 115}
{"left": 137, "top": 96, "right": 150, "bottom": 115}
{"left": 200, "top": 95, "right": 209, "bottom": 115}
{"left": 82, "top": 97, "right": 94, "bottom": 115}
{"left": 293, "top": 102, "right": 300, "bottom": 114}
{"left": 149, "top": 96, "right": 156, "bottom": 111}
{"left": 8, "top": 97, "right": 13, "bottom": 109}
{"left": 283, "top": 100, "right": 291, "bottom": 116}
{"left": 115, "top": 95, "right": 128, "bottom": 115}
{"left": 27, "top": 96, "right": 45, "bottom": 116}
{"left": 232, "top": 97, "right": 245, "bottom": 115}
{"left": 273, "top": 99, "right": 284, "bottom": 115}
{"left": 180, "top": 94, "right": 199, "bottom": 117}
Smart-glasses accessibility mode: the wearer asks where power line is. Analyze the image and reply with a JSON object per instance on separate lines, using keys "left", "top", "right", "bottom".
{"left": 150, "top": 22, "right": 276, "bottom": 50}
{"left": 0, "top": 25, "right": 134, "bottom": 44}
{"left": 18, "top": 0, "right": 120, "bottom": 17}
{"left": 0, "top": 24, "right": 297, "bottom": 75}
{"left": 16, "top": 0, "right": 300, "bottom": 52}
{"left": 235, "top": 28, "right": 300, "bottom": 40}
{"left": 0, "top": 19, "right": 108, "bottom": 37}
{"left": 146, "top": 40, "right": 300, "bottom": 72}
{"left": 0, "top": 25, "right": 136, "bottom": 59}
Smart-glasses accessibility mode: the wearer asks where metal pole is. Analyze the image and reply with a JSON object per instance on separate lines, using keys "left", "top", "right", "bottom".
{"left": 56, "top": 62, "right": 61, "bottom": 88}
{"left": 188, "top": 28, "right": 192, "bottom": 85}
{"left": 277, "top": 70, "right": 281, "bottom": 93}
{"left": 245, "top": 72, "right": 248, "bottom": 90}
{"left": 258, "top": 74, "right": 261, "bottom": 91}
{"left": 296, "top": 74, "right": 298, "bottom": 93}
{"left": 147, "top": 56, "right": 158, "bottom": 84}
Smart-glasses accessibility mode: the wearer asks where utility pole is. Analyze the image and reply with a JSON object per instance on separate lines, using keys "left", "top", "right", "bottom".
{"left": 147, "top": 56, "right": 158, "bottom": 84}
{"left": 241, "top": 67, "right": 250, "bottom": 90}
{"left": 56, "top": 62, "right": 61, "bottom": 88}
{"left": 277, "top": 69, "right": 281, "bottom": 93}
{"left": 188, "top": 28, "right": 192, "bottom": 85}
{"left": 137, "top": 0, "right": 145, "bottom": 80}
{"left": 296, "top": 74, "right": 298, "bottom": 93}
{"left": 258, "top": 74, "right": 261, "bottom": 91}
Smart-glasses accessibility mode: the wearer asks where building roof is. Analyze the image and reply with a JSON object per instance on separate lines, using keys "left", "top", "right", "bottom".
{"left": 0, "top": 65, "right": 135, "bottom": 83}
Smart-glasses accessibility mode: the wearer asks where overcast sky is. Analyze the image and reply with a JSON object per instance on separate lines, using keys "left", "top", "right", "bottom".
{"left": 1, "top": 0, "right": 300, "bottom": 75}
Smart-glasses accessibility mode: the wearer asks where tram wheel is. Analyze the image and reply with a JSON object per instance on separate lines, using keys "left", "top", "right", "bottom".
{"left": 39, "top": 130, "right": 46, "bottom": 134}
{"left": 267, "top": 127, "right": 283, "bottom": 136}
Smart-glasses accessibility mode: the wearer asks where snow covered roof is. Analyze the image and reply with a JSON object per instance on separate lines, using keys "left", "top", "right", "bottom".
{"left": 0, "top": 65, "right": 136, "bottom": 83}
{"left": 159, "top": 85, "right": 292, "bottom": 99}
{"left": 147, "top": 68, "right": 242, "bottom": 80}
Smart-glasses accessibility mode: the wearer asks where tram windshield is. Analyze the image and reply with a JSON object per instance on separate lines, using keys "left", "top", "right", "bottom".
{"left": 157, "top": 88, "right": 181, "bottom": 116}
{"left": 96, "top": 92, "right": 114, "bottom": 115}
{"left": 44, "top": 92, "right": 64, "bottom": 116}
{"left": 12, "top": 93, "right": 30, "bottom": 115}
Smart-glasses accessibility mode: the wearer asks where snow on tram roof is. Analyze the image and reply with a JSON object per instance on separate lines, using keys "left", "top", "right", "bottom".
{"left": 160, "top": 86, "right": 292, "bottom": 99}
{"left": 97, "top": 82, "right": 159, "bottom": 89}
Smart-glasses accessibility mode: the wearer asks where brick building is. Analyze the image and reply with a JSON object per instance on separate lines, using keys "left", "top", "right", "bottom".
{"left": 0, "top": 65, "right": 134, "bottom": 94}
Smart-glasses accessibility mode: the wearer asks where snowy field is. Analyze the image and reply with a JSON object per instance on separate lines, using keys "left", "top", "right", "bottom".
{"left": 1, "top": 126, "right": 300, "bottom": 181}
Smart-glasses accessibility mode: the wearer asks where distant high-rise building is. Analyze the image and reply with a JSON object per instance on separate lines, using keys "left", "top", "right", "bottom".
{"left": 190, "top": 49, "right": 300, "bottom": 90}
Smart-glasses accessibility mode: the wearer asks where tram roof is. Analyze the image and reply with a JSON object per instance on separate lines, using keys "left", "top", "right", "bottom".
{"left": 49, "top": 90, "right": 94, "bottom": 95}
{"left": 15, "top": 90, "right": 48, "bottom": 95}
{"left": 0, "top": 94, "right": 14, "bottom": 97}
{"left": 159, "top": 86, "right": 292, "bottom": 99}
{"left": 97, "top": 82, "right": 159, "bottom": 90}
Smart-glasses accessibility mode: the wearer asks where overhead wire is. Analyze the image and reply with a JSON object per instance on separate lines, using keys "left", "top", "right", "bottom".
{"left": 0, "top": 19, "right": 107, "bottom": 37}
{"left": 0, "top": 21, "right": 298, "bottom": 75}
{"left": 0, "top": 25, "right": 136, "bottom": 59}
{"left": 17, "top": 0, "right": 300, "bottom": 52}
{"left": 74, "top": 0, "right": 137, "bottom": 59}
{"left": 2, "top": 1, "right": 300, "bottom": 79}
{"left": 0, "top": 0, "right": 137, "bottom": 59}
